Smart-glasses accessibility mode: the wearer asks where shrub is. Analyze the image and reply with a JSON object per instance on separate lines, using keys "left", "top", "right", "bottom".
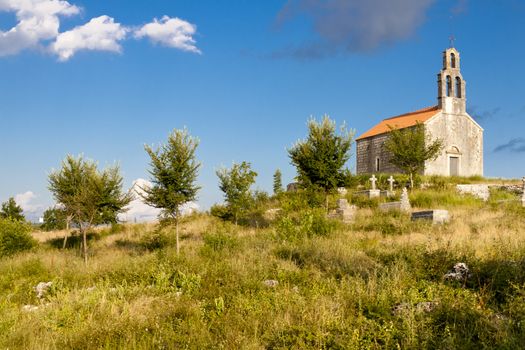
{"left": 352, "top": 210, "right": 418, "bottom": 236}
{"left": 0, "top": 218, "right": 36, "bottom": 257}
{"left": 209, "top": 204, "right": 233, "bottom": 221}
{"left": 275, "top": 208, "right": 337, "bottom": 241}
{"left": 140, "top": 228, "right": 171, "bottom": 250}
{"left": 349, "top": 194, "right": 380, "bottom": 209}
{"left": 203, "top": 232, "right": 238, "bottom": 252}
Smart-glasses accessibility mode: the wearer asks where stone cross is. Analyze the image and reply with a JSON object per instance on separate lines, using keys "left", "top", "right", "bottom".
{"left": 400, "top": 187, "right": 411, "bottom": 212}
{"left": 388, "top": 176, "right": 395, "bottom": 192}
{"left": 369, "top": 175, "right": 378, "bottom": 190}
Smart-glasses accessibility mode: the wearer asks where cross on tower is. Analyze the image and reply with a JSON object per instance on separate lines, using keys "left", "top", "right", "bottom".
{"left": 449, "top": 35, "right": 456, "bottom": 48}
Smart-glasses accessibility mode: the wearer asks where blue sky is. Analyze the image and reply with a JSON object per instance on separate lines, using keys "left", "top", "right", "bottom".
{"left": 1, "top": 0, "right": 524, "bottom": 220}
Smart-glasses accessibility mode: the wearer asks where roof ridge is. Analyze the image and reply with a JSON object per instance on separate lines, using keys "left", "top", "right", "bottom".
{"left": 383, "top": 105, "right": 439, "bottom": 121}
{"left": 356, "top": 105, "right": 441, "bottom": 141}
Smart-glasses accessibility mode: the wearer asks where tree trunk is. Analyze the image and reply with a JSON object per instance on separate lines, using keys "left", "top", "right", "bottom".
{"left": 410, "top": 173, "right": 414, "bottom": 189}
{"left": 62, "top": 216, "right": 71, "bottom": 249}
{"left": 176, "top": 219, "right": 180, "bottom": 256}
{"left": 82, "top": 227, "right": 88, "bottom": 265}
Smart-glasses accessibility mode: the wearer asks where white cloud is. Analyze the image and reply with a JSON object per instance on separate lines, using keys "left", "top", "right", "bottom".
{"left": 0, "top": 0, "right": 80, "bottom": 56}
{"left": 14, "top": 191, "right": 44, "bottom": 214}
{"left": 0, "top": 1, "right": 201, "bottom": 60}
{"left": 51, "top": 15, "right": 128, "bottom": 61}
{"left": 134, "top": 16, "right": 201, "bottom": 54}
{"left": 119, "top": 178, "right": 200, "bottom": 223}
{"left": 119, "top": 178, "right": 160, "bottom": 223}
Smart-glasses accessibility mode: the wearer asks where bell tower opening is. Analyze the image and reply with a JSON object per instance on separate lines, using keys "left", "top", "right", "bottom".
{"left": 437, "top": 47, "right": 466, "bottom": 114}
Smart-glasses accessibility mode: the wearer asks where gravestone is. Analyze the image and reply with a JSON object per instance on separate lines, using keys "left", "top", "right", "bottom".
{"left": 337, "top": 187, "right": 348, "bottom": 195}
{"left": 367, "top": 175, "right": 381, "bottom": 198}
{"left": 388, "top": 176, "right": 395, "bottom": 192}
{"left": 384, "top": 175, "right": 396, "bottom": 197}
{"left": 400, "top": 188, "right": 411, "bottom": 212}
{"left": 379, "top": 188, "right": 411, "bottom": 213}
{"left": 411, "top": 209, "right": 450, "bottom": 224}
{"left": 329, "top": 198, "right": 356, "bottom": 223}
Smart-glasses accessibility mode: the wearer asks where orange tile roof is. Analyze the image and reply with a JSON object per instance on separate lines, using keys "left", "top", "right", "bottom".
{"left": 356, "top": 106, "right": 441, "bottom": 141}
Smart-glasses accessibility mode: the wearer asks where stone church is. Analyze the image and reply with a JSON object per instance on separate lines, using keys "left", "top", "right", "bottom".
{"left": 356, "top": 47, "right": 483, "bottom": 177}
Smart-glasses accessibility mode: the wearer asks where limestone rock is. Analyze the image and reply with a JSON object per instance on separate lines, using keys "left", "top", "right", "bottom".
{"left": 263, "top": 280, "right": 279, "bottom": 288}
{"left": 22, "top": 305, "right": 39, "bottom": 312}
{"left": 444, "top": 262, "right": 471, "bottom": 282}
{"left": 35, "top": 282, "right": 53, "bottom": 299}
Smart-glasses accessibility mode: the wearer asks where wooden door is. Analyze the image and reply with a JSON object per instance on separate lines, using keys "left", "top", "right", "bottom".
{"left": 449, "top": 157, "right": 459, "bottom": 176}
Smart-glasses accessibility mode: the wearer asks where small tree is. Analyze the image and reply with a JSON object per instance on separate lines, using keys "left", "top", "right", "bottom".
{"left": 141, "top": 128, "right": 201, "bottom": 255}
{"left": 40, "top": 207, "right": 68, "bottom": 231}
{"left": 273, "top": 169, "right": 283, "bottom": 195}
{"left": 288, "top": 115, "right": 354, "bottom": 191}
{"left": 384, "top": 122, "right": 444, "bottom": 188}
{"left": 0, "top": 218, "right": 36, "bottom": 257}
{"left": 216, "top": 161, "right": 257, "bottom": 225}
{"left": 49, "top": 155, "right": 132, "bottom": 263}
{"left": 0, "top": 198, "right": 25, "bottom": 221}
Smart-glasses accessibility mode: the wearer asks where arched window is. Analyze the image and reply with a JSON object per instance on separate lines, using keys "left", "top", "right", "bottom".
{"left": 446, "top": 76, "right": 452, "bottom": 97}
{"left": 375, "top": 157, "right": 380, "bottom": 172}
{"left": 455, "top": 77, "right": 462, "bottom": 98}
{"left": 451, "top": 53, "right": 456, "bottom": 68}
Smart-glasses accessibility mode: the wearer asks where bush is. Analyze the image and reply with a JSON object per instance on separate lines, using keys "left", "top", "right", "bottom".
{"left": 140, "top": 228, "right": 171, "bottom": 250}
{"left": 0, "top": 219, "right": 36, "bottom": 257}
{"left": 352, "top": 210, "right": 418, "bottom": 236}
{"left": 209, "top": 204, "right": 232, "bottom": 221}
{"left": 203, "top": 232, "right": 238, "bottom": 252}
{"left": 275, "top": 208, "right": 337, "bottom": 241}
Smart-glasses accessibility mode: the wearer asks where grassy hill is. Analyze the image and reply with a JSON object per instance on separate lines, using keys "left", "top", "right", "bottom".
{"left": 1, "top": 182, "right": 525, "bottom": 349}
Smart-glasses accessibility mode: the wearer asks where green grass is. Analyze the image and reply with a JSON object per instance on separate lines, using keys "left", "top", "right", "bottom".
{"left": 1, "top": 188, "right": 525, "bottom": 348}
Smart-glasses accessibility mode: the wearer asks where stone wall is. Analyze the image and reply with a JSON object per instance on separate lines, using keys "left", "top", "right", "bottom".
{"left": 356, "top": 133, "right": 402, "bottom": 174}
{"left": 425, "top": 112, "right": 483, "bottom": 176}
{"left": 456, "top": 184, "right": 490, "bottom": 201}
{"left": 357, "top": 111, "right": 483, "bottom": 177}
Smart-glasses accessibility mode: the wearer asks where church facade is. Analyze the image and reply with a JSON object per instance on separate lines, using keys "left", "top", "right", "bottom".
{"left": 356, "top": 48, "right": 483, "bottom": 177}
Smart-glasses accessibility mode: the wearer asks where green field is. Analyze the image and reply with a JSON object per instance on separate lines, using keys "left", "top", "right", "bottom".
{"left": 1, "top": 184, "right": 525, "bottom": 349}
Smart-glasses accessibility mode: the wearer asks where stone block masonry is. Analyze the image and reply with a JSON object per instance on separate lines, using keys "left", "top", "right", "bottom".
{"left": 456, "top": 184, "right": 490, "bottom": 201}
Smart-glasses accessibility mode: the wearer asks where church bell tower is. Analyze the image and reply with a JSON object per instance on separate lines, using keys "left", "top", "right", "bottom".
{"left": 437, "top": 47, "right": 466, "bottom": 114}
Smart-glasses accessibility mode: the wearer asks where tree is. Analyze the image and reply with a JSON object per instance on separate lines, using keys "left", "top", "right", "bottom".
{"left": 273, "top": 169, "right": 283, "bottom": 195}
{"left": 40, "top": 207, "right": 68, "bottom": 231}
{"left": 141, "top": 128, "right": 201, "bottom": 255}
{"left": 288, "top": 115, "right": 354, "bottom": 191}
{"left": 216, "top": 161, "right": 257, "bottom": 225}
{"left": 384, "top": 122, "right": 444, "bottom": 188}
{"left": 0, "top": 197, "right": 25, "bottom": 221}
{"left": 49, "top": 155, "right": 132, "bottom": 263}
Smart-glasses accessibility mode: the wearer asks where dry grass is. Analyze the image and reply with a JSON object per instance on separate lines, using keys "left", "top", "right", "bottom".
{"left": 3, "top": 190, "right": 525, "bottom": 349}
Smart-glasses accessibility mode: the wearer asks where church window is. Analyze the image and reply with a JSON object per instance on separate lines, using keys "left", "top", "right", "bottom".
{"left": 375, "top": 157, "right": 380, "bottom": 172}
{"left": 455, "top": 77, "right": 462, "bottom": 98}
{"left": 451, "top": 53, "right": 456, "bottom": 68}
{"left": 446, "top": 76, "right": 452, "bottom": 97}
